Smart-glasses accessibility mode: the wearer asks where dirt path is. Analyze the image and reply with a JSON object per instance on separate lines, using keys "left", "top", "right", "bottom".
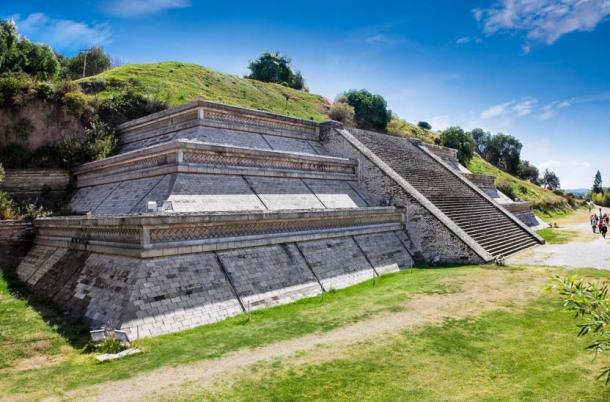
{"left": 55, "top": 268, "right": 547, "bottom": 402}
{"left": 510, "top": 207, "right": 610, "bottom": 269}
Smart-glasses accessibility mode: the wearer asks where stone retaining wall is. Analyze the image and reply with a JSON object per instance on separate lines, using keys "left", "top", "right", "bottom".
{"left": 0, "top": 169, "right": 70, "bottom": 208}
{"left": 18, "top": 210, "right": 412, "bottom": 339}
{"left": 0, "top": 220, "right": 33, "bottom": 269}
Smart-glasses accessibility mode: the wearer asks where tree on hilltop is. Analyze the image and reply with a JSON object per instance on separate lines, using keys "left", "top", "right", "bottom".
{"left": 247, "top": 52, "right": 306, "bottom": 90}
{"left": 64, "top": 47, "right": 112, "bottom": 79}
{"left": 341, "top": 89, "right": 392, "bottom": 131}
{"left": 517, "top": 160, "right": 540, "bottom": 184}
{"left": 541, "top": 169, "right": 560, "bottom": 190}
{"left": 440, "top": 126, "right": 475, "bottom": 165}
{"left": 0, "top": 19, "right": 60, "bottom": 79}
{"left": 593, "top": 170, "right": 603, "bottom": 193}
{"left": 417, "top": 121, "right": 431, "bottom": 130}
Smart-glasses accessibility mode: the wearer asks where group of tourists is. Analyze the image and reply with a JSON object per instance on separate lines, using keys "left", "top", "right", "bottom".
{"left": 590, "top": 207, "right": 609, "bottom": 238}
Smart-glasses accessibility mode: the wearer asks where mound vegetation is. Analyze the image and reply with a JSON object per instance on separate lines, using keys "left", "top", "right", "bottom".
{"left": 467, "top": 154, "right": 571, "bottom": 215}
{"left": 78, "top": 62, "right": 330, "bottom": 121}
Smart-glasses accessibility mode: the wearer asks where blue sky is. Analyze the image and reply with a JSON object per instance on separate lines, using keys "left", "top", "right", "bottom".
{"left": 3, "top": 0, "right": 610, "bottom": 188}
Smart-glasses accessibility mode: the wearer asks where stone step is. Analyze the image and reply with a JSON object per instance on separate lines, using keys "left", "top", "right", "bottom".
{"left": 464, "top": 224, "right": 525, "bottom": 239}
{"left": 349, "top": 128, "right": 541, "bottom": 259}
{"left": 477, "top": 232, "right": 534, "bottom": 249}
{"left": 487, "top": 238, "right": 538, "bottom": 256}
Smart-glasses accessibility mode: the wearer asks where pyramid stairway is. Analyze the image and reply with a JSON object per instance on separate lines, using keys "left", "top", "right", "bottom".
{"left": 348, "top": 129, "right": 542, "bottom": 258}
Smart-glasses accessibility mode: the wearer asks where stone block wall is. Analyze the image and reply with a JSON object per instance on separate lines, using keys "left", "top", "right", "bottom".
{"left": 0, "top": 221, "right": 33, "bottom": 269}
{"left": 18, "top": 224, "right": 413, "bottom": 339}
{"left": 0, "top": 169, "right": 70, "bottom": 209}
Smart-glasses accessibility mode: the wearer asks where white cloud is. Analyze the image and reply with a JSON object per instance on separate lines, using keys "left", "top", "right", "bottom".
{"left": 14, "top": 13, "right": 111, "bottom": 50}
{"left": 456, "top": 36, "right": 471, "bottom": 45}
{"left": 105, "top": 0, "right": 191, "bottom": 17}
{"left": 540, "top": 91, "right": 610, "bottom": 119}
{"left": 512, "top": 98, "right": 537, "bottom": 116}
{"left": 475, "top": 0, "right": 610, "bottom": 49}
{"left": 479, "top": 97, "right": 537, "bottom": 120}
{"left": 539, "top": 159, "right": 562, "bottom": 169}
{"left": 480, "top": 101, "right": 514, "bottom": 119}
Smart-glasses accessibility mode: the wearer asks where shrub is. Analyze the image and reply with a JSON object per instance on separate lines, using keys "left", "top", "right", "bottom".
{"left": 0, "top": 73, "right": 34, "bottom": 108}
{"left": 328, "top": 101, "right": 355, "bottom": 126}
{"left": 440, "top": 126, "right": 475, "bottom": 165}
{"left": 62, "top": 91, "right": 90, "bottom": 112}
{"left": 0, "top": 191, "right": 15, "bottom": 220}
{"left": 34, "top": 81, "right": 55, "bottom": 101}
{"left": 96, "top": 336, "right": 126, "bottom": 354}
{"left": 0, "top": 143, "right": 30, "bottom": 168}
{"left": 56, "top": 119, "right": 117, "bottom": 167}
{"left": 496, "top": 180, "right": 515, "bottom": 200}
{"left": 54, "top": 80, "right": 80, "bottom": 98}
{"left": 98, "top": 90, "right": 166, "bottom": 126}
{"left": 417, "top": 121, "right": 432, "bottom": 130}
{"left": 342, "top": 89, "right": 392, "bottom": 131}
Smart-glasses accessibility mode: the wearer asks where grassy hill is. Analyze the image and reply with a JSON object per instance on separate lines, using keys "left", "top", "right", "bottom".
{"left": 79, "top": 62, "right": 330, "bottom": 121}
{"left": 467, "top": 154, "right": 570, "bottom": 216}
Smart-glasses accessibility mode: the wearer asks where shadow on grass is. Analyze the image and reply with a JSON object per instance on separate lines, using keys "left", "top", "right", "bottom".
{"left": 1, "top": 261, "right": 90, "bottom": 350}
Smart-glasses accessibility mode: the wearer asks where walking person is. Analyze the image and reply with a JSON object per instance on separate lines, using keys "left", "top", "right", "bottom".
{"left": 591, "top": 214, "right": 599, "bottom": 233}
{"left": 600, "top": 217, "right": 608, "bottom": 239}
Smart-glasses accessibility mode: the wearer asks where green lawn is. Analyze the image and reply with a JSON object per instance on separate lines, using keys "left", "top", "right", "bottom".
{"left": 536, "top": 227, "right": 578, "bottom": 244}
{"left": 2, "top": 265, "right": 609, "bottom": 400}
{"left": 78, "top": 62, "right": 330, "bottom": 121}
{"left": 0, "top": 265, "right": 463, "bottom": 398}
{"left": 198, "top": 295, "right": 610, "bottom": 402}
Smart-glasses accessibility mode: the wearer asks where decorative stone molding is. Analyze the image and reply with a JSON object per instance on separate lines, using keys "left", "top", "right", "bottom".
{"left": 35, "top": 207, "right": 404, "bottom": 258}
{"left": 74, "top": 140, "right": 357, "bottom": 188}
{"left": 118, "top": 100, "right": 321, "bottom": 146}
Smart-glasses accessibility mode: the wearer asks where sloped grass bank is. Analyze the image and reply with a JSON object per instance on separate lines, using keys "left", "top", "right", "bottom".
{"left": 467, "top": 154, "right": 571, "bottom": 215}
{"left": 78, "top": 62, "right": 330, "bottom": 121}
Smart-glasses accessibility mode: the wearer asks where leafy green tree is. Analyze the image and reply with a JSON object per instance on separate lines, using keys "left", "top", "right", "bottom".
{"left": 440, "top": 126, "right": 475, "bottom": 165}
{"left": 64, "top": 47, "right": 111, "bottom": 79}
{"left": 541, "top": 169, "right": 560, "bottom": 190}
{"left": 517, "top": 160, "right": 540, "bottom": 184}
{"left": 13, "top": 40, "right": 60, "bottom": 79}
{"left": 0, "top": 20, "right": 18, "bottom": 71}
{"left": 485, "top": 133, "right": 523, "bottom": 174}
{"left": 247, "top": 52, "right": 306, "bottom": 90}
{"left": 551, "top": 275, "right": 610, "bottom": 383}
{"left": 417, "top": 121, "right": 431, "bottom": 130}
{"left": 0, "top": 19, "right": 60, "bottom": 79}
{"left": 342, "top": 89, "right": 392, "bottom": 131}
{"left": 470, "top": 128, "right": 490, "bottom": 156}
{"left": 593, "top": 170, "right": 603, "bottom": 193}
